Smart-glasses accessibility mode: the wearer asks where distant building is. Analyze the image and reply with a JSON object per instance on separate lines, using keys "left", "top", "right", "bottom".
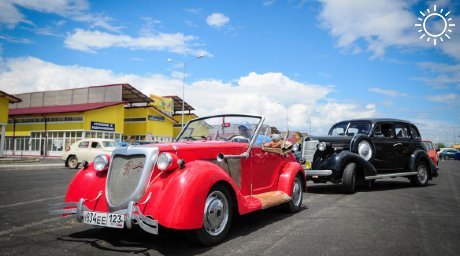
{"left": 163, "top": 95, "right": 198, "bottom": 138}
{"left": 5, "top": 84, "right": 197, "bottom": 157}
{"left": 0, "top": 91, "right": 22, "bottom": 157}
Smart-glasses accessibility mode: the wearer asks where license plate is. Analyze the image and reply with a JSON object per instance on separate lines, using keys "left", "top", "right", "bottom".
{"left": 82, "top": 211, "right": 124, "bottom": 229}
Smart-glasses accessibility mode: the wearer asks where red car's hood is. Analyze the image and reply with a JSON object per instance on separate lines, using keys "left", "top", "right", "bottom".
{"left": 144, "top": 141, "right": 249, "bottom": 162}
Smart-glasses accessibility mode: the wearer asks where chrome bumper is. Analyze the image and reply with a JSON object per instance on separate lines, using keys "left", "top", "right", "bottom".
{"left": 304, "top": 169, "right": 333, "bottom": 177}
{"left": 49, "top": 198, "right": 158, "bottom": 235}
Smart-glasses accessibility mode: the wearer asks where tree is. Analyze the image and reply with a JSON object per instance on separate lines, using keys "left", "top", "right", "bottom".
{"left": 436, "top": 143, "right": 446, "bottom": 149}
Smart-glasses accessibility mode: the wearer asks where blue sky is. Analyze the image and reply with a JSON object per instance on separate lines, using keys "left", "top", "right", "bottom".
{"left": 0, "top": 0, "right": 459, "bottom": 145}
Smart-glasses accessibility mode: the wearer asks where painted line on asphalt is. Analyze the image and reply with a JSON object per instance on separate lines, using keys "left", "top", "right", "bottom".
{"left": 0, "top": 216, "right": 65, "bottom": 236}
{"left": 0, "top": 195, "right": 64, "bottom": 209}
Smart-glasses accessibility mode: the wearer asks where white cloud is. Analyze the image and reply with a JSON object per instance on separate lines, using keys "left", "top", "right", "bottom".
{"left": 206, "top": 13, "right": 230, "bottom": 28}
{"left": 369, "top": 87, "right": 408, "bottom": 97}
{"left": 318, "top": 0, "right": 460, "bottom": 60}
{"left": 0, "top": 56, "right": 378, "bottom": 134}
{"left": 0, "top": 35, "right": 32, "bottom": 44}
{"left": 185, "top": 8, "right": 203, "bottom": 15}
{"left": 64, "top": 28, "right": 209, "bottom": 56}
{"left": 417, "top": 62, "right": 460, "bottom": 89}
{"left": 427, "top": 93, "right": 457, "bottom": 103}
{"left": 263, "top": 1, "right": 277, "bottom": 7}
{"left": 0, "top": 0, "right": 30, "bottom": 28}
{"left": 0, "top": 0, "right": 119, "bottom": 32}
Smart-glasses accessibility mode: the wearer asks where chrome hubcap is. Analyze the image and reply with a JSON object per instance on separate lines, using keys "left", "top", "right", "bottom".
{"left": 69, "top": 158, "right": 77, "bottom": 167}
{"left": 204, "top": 191, "right": 228, "bottom": 236}
{"left": 417, "top": 164, "right": 428, "bottom": 183}
{"left": 292, "top": 178, "right": 302, "bottom": 206}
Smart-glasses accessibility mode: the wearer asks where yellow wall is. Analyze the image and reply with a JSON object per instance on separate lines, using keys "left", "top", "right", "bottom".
{"left": 5, "top": 104, "right": 124, "bottom": 136}
{"left": 124, "top": 107, "right": 175, "bottom": 138}
{"left": 173, "top": 113, "right": 198, "bottom": 137}
{"left": 5, "top": 103, "right": 178, "bottom": 139}
{"left": 173, "top": 113, "right": 198, "bottom": 124}
{"left": 83, "top": 104, "right": 124, "bottom": 133}
{"left": 6, "top": 113, "right": 84, "bottom": 136}
{"left": 147, "top": 108, "right": 174, "bottom": 137}
{"left": 6, "top": 122, "right": 84, "bottom": 137}
{"left": 0, "top": 97, "right": 8, "bottom": 124}
{"left": 124, "top": 107, "right": 147, "bottom": 136}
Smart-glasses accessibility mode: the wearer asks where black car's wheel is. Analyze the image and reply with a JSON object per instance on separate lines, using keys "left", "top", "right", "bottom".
{"left": 342, "top": 163, "right": 356, "bottom": 194}
{"left": 410, "top": 161, "right": 429, "bottom": 186}
{"left": 187, "top": 183, "right": 233, "bottom": 246}
{"left": 282, "top": 174, "right": 304, "bottom": 213}
{"left": 66, "top": 155, "right": 79, "bottom": 169}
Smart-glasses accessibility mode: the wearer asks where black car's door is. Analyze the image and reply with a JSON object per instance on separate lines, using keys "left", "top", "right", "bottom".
{"left": 371, "top": 122, "right": 399, "bottom": 172}
{"left": 393, "top": 123, "right": 412, "bottom": 170}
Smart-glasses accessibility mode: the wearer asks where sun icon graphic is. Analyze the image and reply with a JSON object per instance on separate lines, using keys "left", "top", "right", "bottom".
{"left": 415, "top": 5, "right": 455, "bottom": 46}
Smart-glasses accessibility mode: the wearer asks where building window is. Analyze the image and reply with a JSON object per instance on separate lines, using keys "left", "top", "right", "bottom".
{"left": 124, "top": 117, "right": 146, "bottom": 122}
{"left": 8, "top": 116, "right": 83, "bottom": 124}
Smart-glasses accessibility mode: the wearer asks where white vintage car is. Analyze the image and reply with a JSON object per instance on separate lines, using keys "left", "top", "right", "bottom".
{"left": 61, "top": 139, "right": 117, "bottom": 168}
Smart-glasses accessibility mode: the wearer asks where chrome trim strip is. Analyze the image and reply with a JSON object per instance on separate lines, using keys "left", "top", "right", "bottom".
{"left": 305, "top": 169, "right": 333, "bottom": 176}
{"left": 365, "top": 172, "right": 418, "bottom": 180}
{"left": 105, "top": 146, "right": 159, "bottom": 211}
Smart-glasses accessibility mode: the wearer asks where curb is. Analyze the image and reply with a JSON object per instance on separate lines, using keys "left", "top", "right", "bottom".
{"left": 0, "top": 163, "right": 64, "bottom": 169}
{"left": 0, "top": 158, "right": 41, "bottom": 164}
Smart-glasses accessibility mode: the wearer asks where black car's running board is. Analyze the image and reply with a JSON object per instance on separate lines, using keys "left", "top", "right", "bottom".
{"left": 365, "top": 172, "right": 418, "bottom": 180}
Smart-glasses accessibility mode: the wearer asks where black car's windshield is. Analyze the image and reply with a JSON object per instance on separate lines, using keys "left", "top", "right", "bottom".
{"left": 329, "top": 122, "right": 371, "bottom": 136}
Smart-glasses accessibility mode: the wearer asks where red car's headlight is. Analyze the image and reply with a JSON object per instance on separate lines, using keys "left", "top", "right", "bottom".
{"left": 156, "top": 152, "right": 179, "bottom": 172}
{"left": 94, "top": 154, "right": 110, "bottom": 172}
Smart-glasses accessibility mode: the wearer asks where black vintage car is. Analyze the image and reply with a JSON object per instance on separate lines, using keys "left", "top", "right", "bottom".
{"left": 299, "top": 118, "right": 438, "bottom": 193}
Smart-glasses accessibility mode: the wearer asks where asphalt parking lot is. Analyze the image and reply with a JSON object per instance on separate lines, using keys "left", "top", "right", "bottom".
{"left": 0, "top": 160, "right": 459, "bottom": 256}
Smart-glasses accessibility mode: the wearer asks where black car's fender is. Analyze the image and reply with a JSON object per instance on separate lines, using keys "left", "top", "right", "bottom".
{"left": 409, "top": 150, "right": 438, "bottom": 179}
{"left": 318, "top": 150, "right": 377, "bottom": 178}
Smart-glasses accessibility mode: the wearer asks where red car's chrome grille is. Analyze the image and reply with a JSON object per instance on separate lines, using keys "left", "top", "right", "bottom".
{"left": 107, "top": 154, "right": 146, "bottom": 207}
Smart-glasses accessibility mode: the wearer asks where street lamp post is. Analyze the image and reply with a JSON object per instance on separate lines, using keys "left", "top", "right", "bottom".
{"left": 168, "top": 54, "right": 205, "bottom": 129}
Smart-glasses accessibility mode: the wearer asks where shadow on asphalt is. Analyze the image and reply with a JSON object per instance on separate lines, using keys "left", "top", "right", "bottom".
{"left": 307, "top": 180, "right": 436, "bottom": 194}
{"left": 57, "top": 206, "right": 306, "bottom": 255}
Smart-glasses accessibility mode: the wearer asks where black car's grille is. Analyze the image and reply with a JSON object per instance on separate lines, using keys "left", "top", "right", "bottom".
{"left": 302, "top": 140, "right": 319, "bottom": 163}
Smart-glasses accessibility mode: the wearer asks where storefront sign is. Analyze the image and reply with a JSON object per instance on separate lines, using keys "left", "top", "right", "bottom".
{"left": 148, "top": 115, "right": 165, "bottom": 122}
{"left": 91, "top": 121, "right": 115, "bottom": 131}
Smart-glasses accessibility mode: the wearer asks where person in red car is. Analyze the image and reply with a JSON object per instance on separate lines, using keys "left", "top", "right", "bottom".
{"left": 422, "top": 140, "right": 439, "bottom": 166}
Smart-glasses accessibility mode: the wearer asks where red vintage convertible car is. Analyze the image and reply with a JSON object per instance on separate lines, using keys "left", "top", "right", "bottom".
{"left": 50, "top": 114, "right": 306, "bottom": 245}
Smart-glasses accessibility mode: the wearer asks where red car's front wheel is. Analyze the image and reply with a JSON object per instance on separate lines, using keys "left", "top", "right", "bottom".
{"left": 187, "top": 184, "right": 233, "bottom": 246}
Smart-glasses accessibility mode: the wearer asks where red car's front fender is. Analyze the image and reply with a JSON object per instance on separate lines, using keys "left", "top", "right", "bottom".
{"left": 140, "top": 160, "right": 240, "bottom": 230}
{"left": 64, "top": 163, "right": 109, "bottom": 211}
{"left": 277, "top": 161, "right": 306, "bottom": 195}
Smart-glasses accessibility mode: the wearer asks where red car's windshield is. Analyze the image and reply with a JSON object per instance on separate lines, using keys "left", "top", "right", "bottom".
{"left": 177, "top": 115, "right": 265, "bottom": 143}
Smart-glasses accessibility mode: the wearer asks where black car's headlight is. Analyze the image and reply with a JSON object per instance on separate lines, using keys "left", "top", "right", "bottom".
{"left": 318, "top": 142, "right": 327, "bottom": 151}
